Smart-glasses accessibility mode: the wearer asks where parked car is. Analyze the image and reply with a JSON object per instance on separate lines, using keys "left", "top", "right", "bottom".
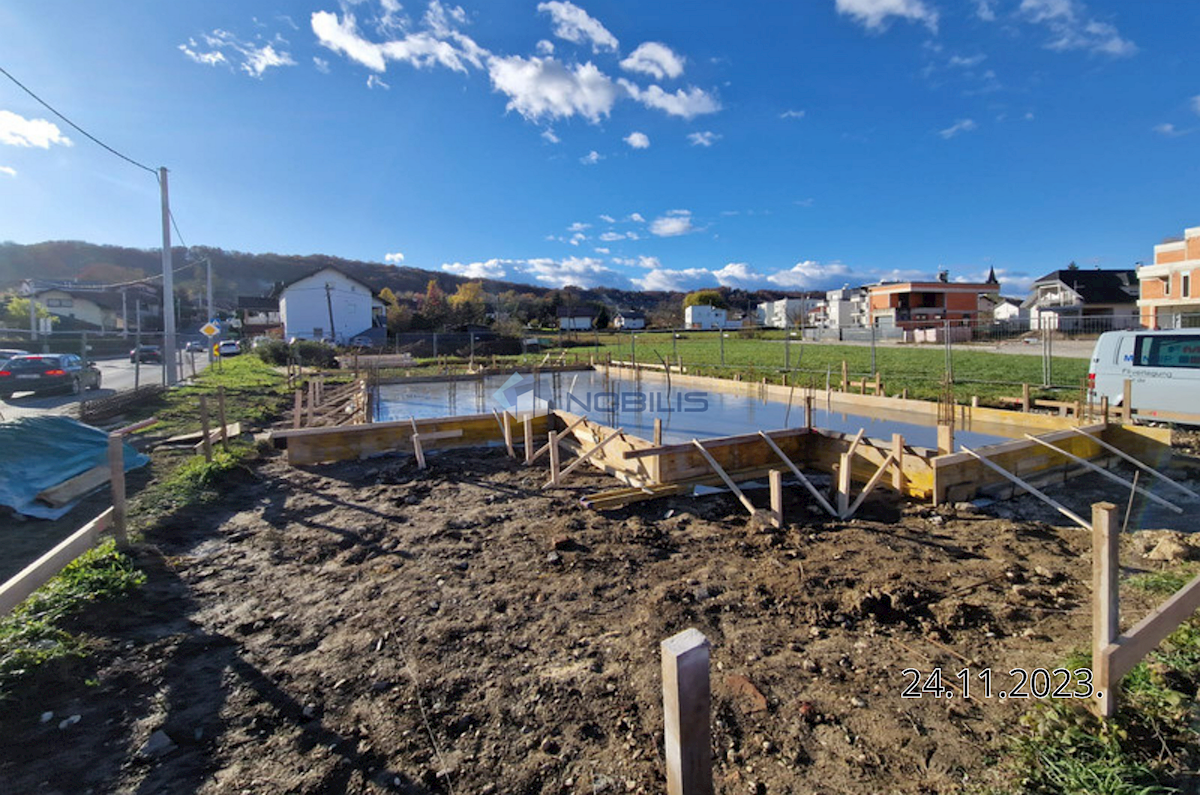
{"left": 216, "top": 340, "right": 242, "bottom": 357}
{"left": 0, "top": 354, "right": 101, "bottom": 399}
{"left": 1089, "top": 328, "right": 1200, "bottom": 424}
{"left": 184, "top": 341, "right": 203, "bottom": 353}
{"left": 349, "top": 335, "right": 374, "bottom": 347}
{"left": 0, "top": 348, "right": 29, "bottom": 363}
{"left": 130, "top": 345, "right": 163, "bottom": 363}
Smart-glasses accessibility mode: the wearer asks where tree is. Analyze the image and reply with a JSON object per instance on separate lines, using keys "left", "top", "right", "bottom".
{"left": 378, "top": 286, "right": 399, "bottom": 306}
{"left": 683, "top": 290, "right": 728, "bottom": 310}
{"left": 1067, "top": 261, "right": 1079, "bottom": 271}
{"left": 594, "top": 305, "right": 610, "bottom": 329}
{"left": 3, "top": 296, "right": 56, "bottom": 328}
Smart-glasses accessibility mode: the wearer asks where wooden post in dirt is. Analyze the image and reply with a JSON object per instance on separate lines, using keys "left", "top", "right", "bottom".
{"left": 836, "top": 453, "right": 852, "bottom": 517}
{"left": 804, "top": 394, "right": 813, "bottom": 430}
{"left": 1092, "top": 502, "right": 1119, "bottom": 719}
{"left": 1022, "top": 383, "right": 1031, "bottom": 412}
{"left": 841, "top": 360, "right": 849, "bottom": 392}
{"left": 523, "top": 415, "right": 534, "bottom": 465}
{"left": 892, "top": 434, "right": 906, "bottom": 492}
{"left": 293, "top": 389, "right": 303, "bottom": 429}
{"left": 502, "top": 411, "right": 515, "bottom": 458}
{"left": 1100, "top": 396, "right": 1109, "bottom": 425}
{"left": 1122, "top": 379, "right": 1132, "bottom": 424}
{"left": 548, "top": 430, "right": 560, "bottom": 486}
{"left": 107, "top": 433, "right": 127, "bottom": 549}
{"left": 936, "top": 424, "right": 955, "bottom": 456}
{"left": 662, "top": 628, "right": 713, "bottom": 795}
{"left": 198, "top": 396, "right": 213, "bottom": 462}
{"left": 217, "top": 386, "right": 229, "bottom": 452}
{"left": 307, "top": 380, "right": 317, "bottom": 426}
{"left": 769, "top": 469, "right": 783, "bottom": 529}
{"left": 654, "top": 417, "right": 663, "bottom": 446}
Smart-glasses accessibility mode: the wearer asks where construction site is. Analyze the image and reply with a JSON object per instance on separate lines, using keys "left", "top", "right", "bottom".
{"left": 3, "top": 356, "right": 1200, "bottom": 794}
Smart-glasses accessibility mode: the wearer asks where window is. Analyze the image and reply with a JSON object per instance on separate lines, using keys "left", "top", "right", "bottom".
{"left": 1184, "top": 274, "right": 1191, "bottom": 298}
{"left": 1164, "top": 277, "right": 1171, "bottom": 297}
{"left": 1134, "top": 334, "right": 1200, "bottom": 369}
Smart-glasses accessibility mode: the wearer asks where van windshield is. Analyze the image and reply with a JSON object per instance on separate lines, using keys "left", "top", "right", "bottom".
{"left": 1134, "top": 335, "right": 1200, "bottom": 369}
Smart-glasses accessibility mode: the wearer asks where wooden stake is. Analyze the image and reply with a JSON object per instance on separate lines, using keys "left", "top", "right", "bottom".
{"left": 841, "top": 360, "right": 849, "bottom": 392}
{"left": 293, "top": 389, "right": 303, "bottom": 429}
{"left": 654, "top": 417, "right": 663, "bottom": 446}
{"left": 961, "top": 445, "right": 1090, "bottom": 530}
{"left": 307, "top": 380, "right": 316, "bottom": 426}
{"left": 107, "top": 433, "right": 127, "bottom": 549}
{"left": 843, "top": 452, "right": 896, "bottom": 519}
{"left": 1100, "top": 396, "right": 1109, "bottom": 424}
{"left": 1092, "top": 502, "right": 1119, "bottom": 719}
{"left": 1122, "top": 379, "right": 1132, "bottom": 424}
{"left": 546, "top": 427, "right": 624, "bottom": 488}
{"left": 548, "top": 430, "right": 560, "bottom": 486}
{"left": 1022, "top": 382, "right": 1031, "bottom": 412}
{"left": 891, "top": 433, "right": 906, "bottom": 492}
{"left": 804, "top": 395, "right": 813, "bottom": 430}
{"left": 217, "top": 386, "right": 229, "bottom": 451}
{"left": 662, "top": 628, "right": 714, "bottom": 795}
{"left": 501, "top": 410, "right": 515, "bottom": 457}
{"left": 409, "top": 417, "right": 426, "bottom": 469}
{"left": 198, "top": 395, "right": 213, "bottom": 462}
{"left": 691, "top": 439, "right": 757, "bottom": 516}
{"left": 757, "top": 431, "right": 838, "bottom": 516}
{"left": 769, "top": 469, "right": 783, "bottom": 529}
{"left": 523, "top": 415, "right": 534, "bottom": 465}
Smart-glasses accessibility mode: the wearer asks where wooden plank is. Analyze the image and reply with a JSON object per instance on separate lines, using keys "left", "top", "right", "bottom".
{"left": 757, "top": 431, "right": 840, "bottom": 517}
{"left": 1109, "top": 572, "right": 1200, "bottom": 684}
{"left": 1070, "top": 427, "right": 1200, "bottom": 499}
{"left": 843, "top": 452, "right": 896, "bottom": 519}
{"left": 293, "top": 389, "right": 303, "bottom": 429}
{"left": 524, "top": 415, "right": 534, "bottom": 465}
{"left": 1092, "top": 502, "right": 1119, "bottom": 718}
{"left": 0, "top": 508, "right": 113, "bottom": 616}
{"left": 691, "top": 439, "right": 757, "bottom": 516}
{"left": 548, "top": 430, "right": 560, "bottom": 486}
{"left": 836, "top": 429, "right": 865, "bottom": 516}
{"left": 1023, "top": 434, "right": 1181, "bottom": 514}
{"left": 769, "top": 470, "right": 783, "bottom": 529}
{"left": 662, "top": 628, "right": 714, "bottom": 795}
{"left": 279, "top": 413, "right": 515, "bottom": 465}
{"left": 546, "top": 427, "right": 624, "bottom": 488}
{"left": 36, "top": 465, "right": 110, "bottom": 508}
{"left": 623, "top": 427, "right": 811, "bottom": 461}
{"left": 528, "top": 414, "right": 588, "bottom": 464}
{"left": 192, "top": 422, "right": 243, "bottom": 454}
{"left": 113, "top": 417, "right": 158, "bottom": 435}
{"left": 961, "top": 445, "right": 1090, "bottom": 530}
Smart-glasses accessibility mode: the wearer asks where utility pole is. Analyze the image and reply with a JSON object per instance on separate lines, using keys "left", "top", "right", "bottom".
{"left": 28, "top": 294, "right": 37, "bottom": 342}
{"left": 206, "top": 258, "right": 213, "bottom": 322}
{"left": 324, "top": 282, "right": 337, "bottom": 342}
{"left": 121, "top": 288, "right": 128, "bottom": 339}
{"left": 159, "top": 167, "right": 177, "bottom": 385}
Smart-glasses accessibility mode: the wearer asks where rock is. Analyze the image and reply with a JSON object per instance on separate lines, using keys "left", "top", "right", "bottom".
{"left": 953, "top": 502, "right": 975, "bottom": 513}
{"left": 850, "top": 696, "right": 866, "bottom": 708}
{"left": 1034, "top": 565, "right": 1055, "bottom": 581}
{"left": 551, "top": 534, "right": 572, "bottom": 550}
{"left": 40, "top": 711, "right": 53, "bottom": 724}
{"left": 725, "top": 674, "right": 768, "bottom": 713}
{"left": 139, "top": 729, "right": 177, "bottom": 758}
{"left": 546, "top": 551, "right": 562, "bottom": 565}
{"left": 1147, "top": 538, "right": 1192, "bottom": 562}
{"left": 802, "top": 659, "right": 820, "bottom": 673}
{"left": 540, "top": 737, "right": 560, "bottom": 754}
{"left": 928, "top": 515, "right": 944, "bottom": 525}
{"left": 57, "top": 715, "right": 80, "bottom": 730}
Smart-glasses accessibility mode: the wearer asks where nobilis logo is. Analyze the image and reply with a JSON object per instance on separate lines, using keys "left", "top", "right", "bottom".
{"left": 491, "top": 372, "right": 536, "bottom": 411}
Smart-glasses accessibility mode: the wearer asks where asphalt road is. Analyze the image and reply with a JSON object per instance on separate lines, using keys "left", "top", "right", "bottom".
{"left": 0, "top": 353, "right": 211, "bottom": 422}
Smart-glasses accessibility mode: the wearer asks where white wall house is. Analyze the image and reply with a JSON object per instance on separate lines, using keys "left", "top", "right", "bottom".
{"left": 279, "top": 267, "right": 384, "bottom": 344}
{"left": 557, "top": 307, "right": 596, "bottom": 330}
{"left": 685, "top": 304, "right": 732, "bottom": 329}
{"left": 756, "top": 298, "right": 807, "bottom": 329}
{"left": 824, "top": 287, "right": 869, "bottom": 329}
{"left": 992, "top": 297, "right": 1026, "bottom": 323}
{"left": 613, "top": 312, "right": 645, "bottom": 330}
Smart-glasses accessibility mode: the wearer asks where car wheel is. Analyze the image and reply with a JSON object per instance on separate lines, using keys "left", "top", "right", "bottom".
{"left": 71, "top": 377, "right": 82, "bottom": 395}
{"left": 89, "top": 374, "right": 102, "bottom": 391}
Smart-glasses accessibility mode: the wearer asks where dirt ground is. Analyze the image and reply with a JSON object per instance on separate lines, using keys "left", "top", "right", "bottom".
{"left": 2, "top": 441, "right": 1197, "bottom": 794}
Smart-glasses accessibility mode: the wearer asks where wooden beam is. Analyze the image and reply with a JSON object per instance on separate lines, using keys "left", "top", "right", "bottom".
{"left": 1092, "top": 502, "right": 1119, "bottom": 718}
{"left": 528, "top": 414, "right": 588, "bottom": 464}
{"left": 1070, "top": 427, "right": 1200, "bottom": 500}
{"left": 622, "top": 427, "right": 810, "bottom": 461}
{"left": 546, "top": 427, "right": 624, "bottom": 488}
{"left": 36, "top": 465, "right": 110, "bottom": 508}
{"left": 548, "top": 430, "right": 560, "bottom": 486}
{"left": 961, "top": 445, "right": 1090, "bottom": 530}
{"left": 523, "top": 415, "right": 534, "bottom": 465}
{"left": 756, "top": 431, "right": 839, "bottom": 517}
{"left": 1109, "top": 571, "right": 1200, "bottom": 684}
{"left": 1122, "top": 379, "right": 1132, "bottom": 424}
{"left": 691, "top": 439, "right": 757, "bottom": 516}
{"left": 891, "top": 433, "right": 906, "bottom": 492}
{"left": 0, "top": 508, "right": 113, "bottom": 616}
{"left": 293, "top": 389, "right": 303, "bottom": 429}
{"left": 662, "top": 628, "right": 714, "bottom": 795}
{"left": 843, "top": 452, "right": 896, "bottom": 519}
{"left": 769, "top": 469, "right": 783, "bottom": 529}
{"left": 1023, "top": 434, "right": 1181, "bottom": 514}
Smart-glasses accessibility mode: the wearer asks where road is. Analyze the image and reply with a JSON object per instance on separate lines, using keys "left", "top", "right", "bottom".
{"left": 0, "top": 353, "right": 211, "bottom": 422}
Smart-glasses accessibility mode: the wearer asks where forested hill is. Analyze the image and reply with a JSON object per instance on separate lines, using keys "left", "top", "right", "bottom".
{"left": 0, "top": 240, "right": 810, "bottom": 315}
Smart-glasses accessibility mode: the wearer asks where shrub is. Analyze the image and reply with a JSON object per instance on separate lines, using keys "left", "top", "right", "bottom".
{"left": 255, "top": 340, "right": 338, "bottom": 368}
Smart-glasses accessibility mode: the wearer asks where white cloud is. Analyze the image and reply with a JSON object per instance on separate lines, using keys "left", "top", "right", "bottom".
{"left": 594, "top": 247, "right": 610, "bottom": 254}
{"left": 0, "top": 111, "right": 73, "bottom": 149}
{"left": 488, "top": 55, "right": 619, "bottom": 122}
{"left": 568, "top": 221, "right": 591, "bottom": 232}
{"left": 1153, "top": 123, "right": 1186, "bottom": 138}
{"left": 624, "top": 131, "right": 650, "bottom": 149}
{"left": 767, "top": 260, "right": 851, "bottom": 288}
{"left": 537, "top": 1, "right": 618, "bottom": 52}
{"left": 541, "top": 128, "right": 561, "bottom": 143}
{"left": 620, "top": 80, "right": 721, "bottom": 119}
{"left": 442, "top": 259, "right": 509, "bottom": 279}
{"left": 633, "top": 268, "right": 716, "bottom": 292}
{"left": 835, "top": 0, "right": 939, "bottom": 33}
{"left": 0, "top": 165, "right": 15, "bottom": 177}
{"left": 1018, "top": 0, "right": 1136, "bottom": 57}
{"left": 650, "top": 210, "right": 696, "bottom": 237}
{"left": 975, "top": 0, "right": 997, "bottom": 21}
{"left": 180, "top": 30, "right": 296, "bottom": 78}
{"left": 687, "top": 131, "right": 721, "bottom": 147}
{"left": 599, "top": 231, "right": 627, "bottom": 242}
{"left": 367, "top": 74, "right": 391, "bottom": 89}
{"left": 628, "top": 212, "right": 646, "bottom": 223}
{"left": 311, "top": 10, "right": 486, "bottom": 75}
{"left": 1191, "top": 95, "right": 1200, "bottom": 116}
{"left": 536, "top": 39, "right": 555, "bottom": 55}
{"left": 780, "top": 109, "right": 806, "bottom": 119}
{"left": 385, "top": 251, "right": 405, "bottom": 263}
{"left": 569, "top": 232, "right": 587, "bottom": 245}
{"left": 580, "top": 149, "right": 603, "bottom": 165}
{"left": 948, "top": 54, "right": 986, "bottom": 68}
{"left": 620, "top": 42, "right": 685, "bottom": 80}
{"left": 518, "top": 256, "right": 628, "bottom": 288}
{"left": 713, "top": 262, "right": 764, "bottom": 288}
{"left": 939, "top": 118, "right": 978, "bottom": 138}
{"left": 313, "top": 56, "right": 331, "bottom": 73}
{"left": 599, "top": 214, "right": 615, "bottom": 223}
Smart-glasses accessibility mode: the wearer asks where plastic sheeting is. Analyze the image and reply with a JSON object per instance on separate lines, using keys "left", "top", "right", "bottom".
{"left": 0, "top": 416, "right": 149, "bottom": 520}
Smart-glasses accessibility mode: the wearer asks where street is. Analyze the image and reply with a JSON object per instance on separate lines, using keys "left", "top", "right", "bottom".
{"left": 0, "top": 353, "right": 211, "bottom": 422}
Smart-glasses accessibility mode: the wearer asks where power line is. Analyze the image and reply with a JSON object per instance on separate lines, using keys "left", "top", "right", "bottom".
{"left": 0, "top": 64, "right": 158, "bottom": 175}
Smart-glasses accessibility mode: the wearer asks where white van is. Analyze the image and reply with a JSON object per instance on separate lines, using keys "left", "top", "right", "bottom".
{"left": 1089, "top": 328, "right": 1200, "bottom": 423}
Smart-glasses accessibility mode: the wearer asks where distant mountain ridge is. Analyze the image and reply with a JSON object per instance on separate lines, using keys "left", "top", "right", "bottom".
{"left": 0, "top": 240, "right": 812, "bottom": 314}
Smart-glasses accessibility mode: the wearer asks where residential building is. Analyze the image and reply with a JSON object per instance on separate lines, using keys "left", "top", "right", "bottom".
{"left": 684, "top": 304, "right": 738, "bottom": 329}
{"left": 990, "top": 297, "right": 1027, "bottom": 323}
{"left": 613, "top": 310, "right": 645, "bottom": 330}
{"left": 1137, "top": 226, "right": 1200, "bottom": 328}
{"left": 867, "top": 271, "right": 999, "bottom": 329}
{"left": 557, "top": 306, "right": 596, "bottom": 330}
{"left": 756, "top": 298, "right": 808, "bottom": 329}
{"left": 237, "top": 295, "right": 282, "bottom": 337}
{"left": 824, "top": 287, "right": 869, "bottom": 329}
{"left": 19, "top": 279, "right": 161, "bottom": 332}
{"left": 279, "top": 267, "right": 385, "bottom": 343}
{"left": 1023, "top": 269, "right": 1138, "bottom": 331}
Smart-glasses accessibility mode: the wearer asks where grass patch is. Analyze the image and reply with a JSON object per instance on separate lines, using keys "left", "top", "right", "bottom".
{"left": 999, "top": 567, "right": 1200, "bottom": 794}
{"left": 0, "top": 540, "right": 144, "bottom": 698}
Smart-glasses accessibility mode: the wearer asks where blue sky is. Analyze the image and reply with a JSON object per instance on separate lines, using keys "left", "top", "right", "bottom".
{"left": 0, "top": 0, "right": 1197, "bottom": 296}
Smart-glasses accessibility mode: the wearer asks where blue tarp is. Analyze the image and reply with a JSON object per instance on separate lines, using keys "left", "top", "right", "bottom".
{"left": 0, "top": 416, "right": 149, "bottom": 520}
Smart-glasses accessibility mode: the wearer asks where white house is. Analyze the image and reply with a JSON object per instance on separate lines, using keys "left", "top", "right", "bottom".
{"left": 824, "top": 287, "right": 869, "bottom": 329}
{"left": 991, "top": 297, "right": 1026, "bottom": 323}
{"left": 756, "top": 298, "right": 807, "bottom": 329}
{"left": 685, "top": 304, "right": 739, "bottom": 329}
{"left": 279, "top": 267, "right": 384, "bottom": 344}
{"left": 1022, "top": 269, "right": 1139, "bottom": 331}
{"left": 613, "top": 311, "right": 645, "bottom": 330}
{"left": 556, "top": 306, "right": 596, "bottom": 330}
